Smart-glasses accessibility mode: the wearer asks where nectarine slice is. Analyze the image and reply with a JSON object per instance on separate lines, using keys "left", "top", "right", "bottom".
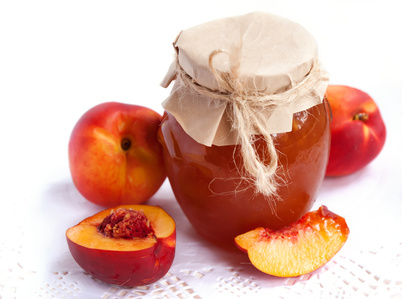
{"left": 66, "top": 205, "right": 176, "bottom": 286}
{"left": 235, "top": 206, "right": 349, "bottom": 277}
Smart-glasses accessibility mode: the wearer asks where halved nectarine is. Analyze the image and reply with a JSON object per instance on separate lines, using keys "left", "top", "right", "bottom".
{"left": 235, "top": 206, "right": 349, "bottom": 277}
{"left": 66, "top": 205, "right": 176, "bottom": 287}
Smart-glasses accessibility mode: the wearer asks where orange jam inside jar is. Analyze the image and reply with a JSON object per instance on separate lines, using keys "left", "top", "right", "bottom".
{"left": 158, "top": 100, "right": 330, "bottom": 246}
{"left": 159, "top": 12, "right": 331, "bottom": 247}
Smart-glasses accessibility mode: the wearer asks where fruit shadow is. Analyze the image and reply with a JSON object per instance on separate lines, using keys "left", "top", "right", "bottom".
{"left": 321, "top": 167, "right": 369, "bottom": 190}
{"left": 317, "top": 166, "right": 372, "bottom": 210}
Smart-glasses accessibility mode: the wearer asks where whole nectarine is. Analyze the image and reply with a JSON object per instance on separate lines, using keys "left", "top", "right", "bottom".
{"left": 66, "top": 205, "right": 176, "bottom": 287}
{"left": 69, "top": 102, "right": 166, "bottom": 206}
{"left": 325, "top": 85, "right": 386, "bottom": 176}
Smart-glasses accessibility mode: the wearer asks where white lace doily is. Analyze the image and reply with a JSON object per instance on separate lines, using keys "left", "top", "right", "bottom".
{"left": 2, "top": 159, "right": 402, "bottom": 299}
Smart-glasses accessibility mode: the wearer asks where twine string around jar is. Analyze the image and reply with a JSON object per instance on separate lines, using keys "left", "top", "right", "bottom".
{"left": 174, "top": 47, "right": 325, "bottom": 204}
{"left": 208, "top": 48, "right": 281, "bottom": 200}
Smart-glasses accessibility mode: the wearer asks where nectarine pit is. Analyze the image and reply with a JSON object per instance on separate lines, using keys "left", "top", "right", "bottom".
{"left": 97, "top": 208, "right": 154, "bottom": 239}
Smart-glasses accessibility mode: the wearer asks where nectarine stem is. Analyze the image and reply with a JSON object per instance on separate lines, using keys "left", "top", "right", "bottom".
{"left": 353, "top": 113, "right": 369, "bottom": 121}
{"left": 121, "top": 138, "right": 132, "bottom": 151}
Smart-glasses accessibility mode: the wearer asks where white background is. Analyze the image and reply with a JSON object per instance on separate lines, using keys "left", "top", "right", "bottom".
{"left": 1, "top": 1, "right": 402, "bottom": 298}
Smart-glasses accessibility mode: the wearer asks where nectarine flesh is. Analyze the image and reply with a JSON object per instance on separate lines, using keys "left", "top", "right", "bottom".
{"left": 66, "top": 205, "right": 176, "bottom": 286}
{"left": 235, "top": 206, "right": 349, "bottom": 277}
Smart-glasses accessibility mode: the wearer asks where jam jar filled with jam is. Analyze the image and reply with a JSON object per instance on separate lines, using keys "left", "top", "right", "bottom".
{"left": 158, "top": 12, "right": 331, "bottom": 246}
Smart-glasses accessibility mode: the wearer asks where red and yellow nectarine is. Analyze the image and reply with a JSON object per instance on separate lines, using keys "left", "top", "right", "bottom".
{"left": 66, "top": 205, "right": 176, "bottom": 287}
{"left": 235, "top": 206, "right": 349, "bottom": 277}
{"left": 69, "top": 102, "right": 166, "bottom": 207}
{"left": 325, "top": 85, "right": 386, "bottom": 176}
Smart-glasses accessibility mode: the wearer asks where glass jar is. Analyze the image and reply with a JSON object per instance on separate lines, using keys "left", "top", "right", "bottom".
{"left": 159, "top": 12, "right": 331, "bottom": 247}
{"left": 158, "top": 99, "right": 331, "bottom": 246}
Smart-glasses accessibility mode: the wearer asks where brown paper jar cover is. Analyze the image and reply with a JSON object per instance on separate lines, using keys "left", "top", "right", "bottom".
{"left": 161, "top": 11, "right": 329, "bottom": 147}
{"left": 158, "top": 12, "right": 331, "bottom": 246}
